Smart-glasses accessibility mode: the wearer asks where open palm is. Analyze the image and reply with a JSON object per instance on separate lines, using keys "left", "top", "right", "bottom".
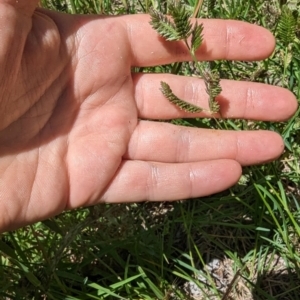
{"left": 0, "top": 1, "right": 297, "bottom": 232}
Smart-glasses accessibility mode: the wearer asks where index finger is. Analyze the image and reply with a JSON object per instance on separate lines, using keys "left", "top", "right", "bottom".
{"left": 123, "top": 14, "right": 275, "bottom": 66}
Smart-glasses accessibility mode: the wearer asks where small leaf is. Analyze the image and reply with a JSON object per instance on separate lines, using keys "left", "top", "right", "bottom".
{"left": 149, "top": 9, "right": 180, "bottom": 41}
{"left": 191, "top": 22, "right": 204, "bottom": 54}
{"left": 160, "top": 81, "right": 203, "bottom": 113}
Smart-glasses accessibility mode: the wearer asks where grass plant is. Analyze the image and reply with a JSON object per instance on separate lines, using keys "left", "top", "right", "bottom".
{"left": 1, "top": 0, "right": 300, "bottom": 299}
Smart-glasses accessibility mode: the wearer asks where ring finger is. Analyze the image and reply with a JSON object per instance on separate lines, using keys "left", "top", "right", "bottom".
{"left": 125, "top": 121, "right": 284, "bottom": 166}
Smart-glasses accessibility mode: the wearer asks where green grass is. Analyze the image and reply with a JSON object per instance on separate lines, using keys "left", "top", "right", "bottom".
{"left": 1, "top": 0, "right": 300, "bottom": 299}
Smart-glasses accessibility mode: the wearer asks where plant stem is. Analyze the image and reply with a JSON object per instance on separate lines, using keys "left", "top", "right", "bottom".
{"left": 192, "top": 0, "right": 204, "bottom": 18}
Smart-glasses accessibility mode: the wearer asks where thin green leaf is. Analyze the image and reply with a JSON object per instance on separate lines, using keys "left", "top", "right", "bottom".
{"left": 110, "top": 274, "right": 143, "bottom": 289}
{"left": 138, "top": 266, "right": 164, "bottom": 299}
{"left": 0, "top": 239, "right": 18, "bottom": 259}
{"left": 10, "top": 258, "right": 41, "bottom": 287}
{"left": 88, "top": 282, "right": 126, "bottom": 298}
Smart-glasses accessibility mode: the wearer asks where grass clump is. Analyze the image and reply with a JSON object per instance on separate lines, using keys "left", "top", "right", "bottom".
{"left": 1, "top": 0, "right": 300, "bottom": 299}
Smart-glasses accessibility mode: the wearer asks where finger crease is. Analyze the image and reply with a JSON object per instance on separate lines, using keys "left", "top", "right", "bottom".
{"left": 225, "top": 24, "right": 233, "bottom": 59}
{"left": 146, "top": 163, "right": 159, "bottom": 200}
{"left": 188, "top": 165, "right": 196, "bottom": 199}
{"left": 177, "top": 129, "right": 191, "bottom": 162}
{"left": 245, "top": 87, "right": 254, "bottom": 117}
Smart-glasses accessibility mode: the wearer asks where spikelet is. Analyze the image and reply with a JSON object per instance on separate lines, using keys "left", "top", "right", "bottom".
{"left": 160, "top": 82, "right": 203, "bottom": 113}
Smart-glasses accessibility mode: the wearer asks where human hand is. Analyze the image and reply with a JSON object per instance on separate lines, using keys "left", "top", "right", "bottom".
{"left": 0, "top": 0, "right": 297, "bottom": 232}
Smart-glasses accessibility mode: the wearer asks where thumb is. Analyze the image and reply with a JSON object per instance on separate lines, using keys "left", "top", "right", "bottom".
{"left": 0, "top": 0, "right": 38, "bottom": 76}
